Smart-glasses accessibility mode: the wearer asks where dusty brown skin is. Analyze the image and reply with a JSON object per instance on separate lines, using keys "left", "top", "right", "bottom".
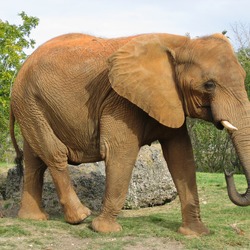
{"left": 10, "top": 33, "right": 250, "bottom": 236}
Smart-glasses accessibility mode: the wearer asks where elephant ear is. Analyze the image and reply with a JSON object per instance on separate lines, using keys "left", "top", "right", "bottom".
{"left": 108, "top": 34, "right": 185, "bottom": 128}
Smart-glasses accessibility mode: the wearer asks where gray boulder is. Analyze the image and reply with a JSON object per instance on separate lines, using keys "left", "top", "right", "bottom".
{"left": 4, "top": 167, "right": 22, "bottom": 200}
{"left": 2, "top": 143, "right": 177, "bottom": 215}
{"left": 126, "top": 144, "right": 177, "bottom": 209}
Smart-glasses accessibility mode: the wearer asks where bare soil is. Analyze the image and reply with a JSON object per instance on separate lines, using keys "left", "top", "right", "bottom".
{"left": 0, "top": 200, "right": 184, "bottom": 250}
{"left": 1, "top": 231, "right": 183, "bottom": 250}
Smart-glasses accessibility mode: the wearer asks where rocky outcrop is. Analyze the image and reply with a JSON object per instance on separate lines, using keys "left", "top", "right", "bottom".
{"left": 1, "top": 143, "right": 177, "bottom": 216}
{"left": 126, "top": 144, "right": 177, "bottom": 209}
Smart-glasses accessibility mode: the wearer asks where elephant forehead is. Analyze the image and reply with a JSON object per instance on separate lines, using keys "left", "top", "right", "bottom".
{"left": 201, "top": 58, "right": 245, "bottom": 83}
{"left": 190, "top": 44, "right": 245, "bottom": 82}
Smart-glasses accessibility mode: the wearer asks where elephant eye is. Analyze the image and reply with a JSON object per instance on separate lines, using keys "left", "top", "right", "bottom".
{"left": 204, "top": 81, "right": 216, "bottom": 91}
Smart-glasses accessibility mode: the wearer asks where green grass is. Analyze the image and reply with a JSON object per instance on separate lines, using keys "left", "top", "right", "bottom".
{"left": 0, "top": 224, "right": 30, "bottom": 237}
{"left": 0, "top": 172, "right": 250, "bottom": 249}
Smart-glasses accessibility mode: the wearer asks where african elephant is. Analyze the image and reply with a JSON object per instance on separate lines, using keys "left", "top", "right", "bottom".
{"left": 10, "top": 32, "right": 250, "bottom": 236}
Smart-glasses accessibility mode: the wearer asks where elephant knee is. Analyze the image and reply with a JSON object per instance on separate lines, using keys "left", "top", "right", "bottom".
{"left": 42, "top": 145, "right": 68, "bottom": 170}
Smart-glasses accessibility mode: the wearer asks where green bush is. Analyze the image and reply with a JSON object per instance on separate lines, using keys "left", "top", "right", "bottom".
{"left": 0, "top": 12, "right": 39, "bottom": 162}
{"left": 238, "top": 48, "right": 250, "bottom": 98}
{"left": 187, "top": 119, "right": 242, "bottom": 173}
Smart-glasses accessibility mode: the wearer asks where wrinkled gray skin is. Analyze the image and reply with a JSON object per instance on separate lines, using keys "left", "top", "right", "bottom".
{"left": 10, "top": 32, "right": 250, "bottom": 236}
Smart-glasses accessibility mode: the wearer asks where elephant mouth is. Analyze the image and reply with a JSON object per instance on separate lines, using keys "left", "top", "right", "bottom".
{"left": 200, "top": 105, "right": 223, "bottom": 129}
{"left": 200, "top": 105, "right": 238, "bottom": 131}
{"left": 215, "top": 122, "right": 224, "bottom": 130}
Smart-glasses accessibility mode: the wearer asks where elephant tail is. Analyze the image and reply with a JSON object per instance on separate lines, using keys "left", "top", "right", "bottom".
{"left": 10, "top": 106, "right": 23, "bottom": 176}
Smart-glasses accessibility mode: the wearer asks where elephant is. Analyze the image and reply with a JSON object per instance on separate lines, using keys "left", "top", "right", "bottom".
{"left": 10, "top": 32, "right": 250, "bottom": 236}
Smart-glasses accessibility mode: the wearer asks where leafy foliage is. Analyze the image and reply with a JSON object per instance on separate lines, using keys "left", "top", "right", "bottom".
{"left": 231, "top": 23, "right": 250, "bottom": 96}
{"left": 238, "top": 48, "right": 250, "bottom": 97}
{"left": 0, "top": 12, "right": 39, "bottom": 162}
{"left": 187, "top": 119, "right": 241, "bottom": 173}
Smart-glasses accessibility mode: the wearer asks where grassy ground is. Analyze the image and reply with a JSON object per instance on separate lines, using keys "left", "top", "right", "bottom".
{"left": 0, "top": 172, "right": 250, "bottom": 249}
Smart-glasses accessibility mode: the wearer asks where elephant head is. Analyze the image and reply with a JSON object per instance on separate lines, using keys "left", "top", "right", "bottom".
{"left": 108, "top": 33, "right": 250, "bottom": 206}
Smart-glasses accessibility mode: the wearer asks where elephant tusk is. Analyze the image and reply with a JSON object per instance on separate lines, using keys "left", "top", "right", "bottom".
{"left": 221, "top": 120, "right": 238, "bottom": 131}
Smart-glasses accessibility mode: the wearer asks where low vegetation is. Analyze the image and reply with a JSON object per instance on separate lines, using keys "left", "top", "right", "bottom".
{"left": 0, "top": 12, "right": 38, "bottom": 163}
{"left": 0, "top": 172, "right": 249, "bottom": 249}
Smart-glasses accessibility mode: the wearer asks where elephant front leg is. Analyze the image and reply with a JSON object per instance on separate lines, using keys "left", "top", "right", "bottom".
{"left": 160, "top": 125, "right": 210, "bottom": 236}
{"left": 92, "top": 144, "right": 139, "bottom": 233}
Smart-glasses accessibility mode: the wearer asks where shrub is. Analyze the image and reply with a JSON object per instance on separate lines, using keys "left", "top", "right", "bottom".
{"left": 187, "top": 118, "right": 242, "bottom": 173}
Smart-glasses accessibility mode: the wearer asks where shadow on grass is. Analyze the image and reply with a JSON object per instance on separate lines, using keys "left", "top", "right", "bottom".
{"left": 120, "top": 213, "right": 180, "bottom": 236}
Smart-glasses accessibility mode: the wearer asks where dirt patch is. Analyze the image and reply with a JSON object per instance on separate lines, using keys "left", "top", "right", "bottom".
{"left": 43, "top": 236, "right": 184, "bottom": 250}
{"left": 0, "top": 227, "right": 184, "bottom": 250}
{"left": 0, "top": 204, "right": 184, "bottom": 250}
{"left": 122, "top": 237, "right": 183, "bottom": 250}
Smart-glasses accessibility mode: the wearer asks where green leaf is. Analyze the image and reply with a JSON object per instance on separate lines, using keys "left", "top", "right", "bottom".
{"left": 0, "top": 12, "right": 39, "bottom": 161}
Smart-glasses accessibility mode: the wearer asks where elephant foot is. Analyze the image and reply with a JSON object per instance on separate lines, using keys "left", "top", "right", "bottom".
{"left": 92, "top": 216, "right": 122, "bottom": 233}
{"left": 64, "top": 204, "right": 91, "bottom": 225}
{"left": 178, "top": 222, "right": 210, "bottom": 236}
{"left": 18, "top": 206, "right": 49, "bottom": 221}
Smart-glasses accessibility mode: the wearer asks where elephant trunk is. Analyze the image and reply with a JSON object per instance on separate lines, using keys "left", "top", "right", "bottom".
{"left": 224, "top": 122, "right": 250, "bottom": 206}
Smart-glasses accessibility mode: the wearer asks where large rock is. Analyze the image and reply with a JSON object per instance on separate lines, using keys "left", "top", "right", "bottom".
{"left": 1, "top": 143, "right": 177, "bottom": 216}
{"left": 4, "top": 167, "right": 22, "bottom": 200}
{"left": 126, "top": 144, "right": 177, "bottom": 208}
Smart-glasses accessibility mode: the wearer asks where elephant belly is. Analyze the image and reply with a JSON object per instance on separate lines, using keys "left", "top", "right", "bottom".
{"left": 67, "top": 146, "right": 102, "bottom": 164}
{"left": 51, "top": 118, "right": 102, "bottom": 164}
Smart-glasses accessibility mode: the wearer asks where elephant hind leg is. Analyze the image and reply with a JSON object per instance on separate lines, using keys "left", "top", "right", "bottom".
{"left": 44, "top": 138, "right": 91, "bottom": 223}
{"left": 19, "top": 113, "right": 90, "bottom": 224}
{"left": 48, "top": 165, "right": 91, "bottom": 224}
{"left": 40, "top": 140, "right": 91, "bottom": 224}
{"left": 18, "top": 140, "right": 48, "bottom": 220}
